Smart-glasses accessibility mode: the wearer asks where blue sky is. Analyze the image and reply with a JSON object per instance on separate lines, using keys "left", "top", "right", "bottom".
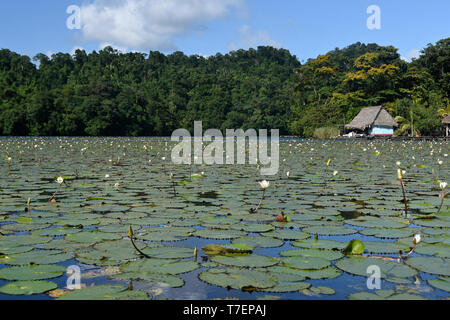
{"left": 0, "top": 0, "right": 448, "bottom": 63}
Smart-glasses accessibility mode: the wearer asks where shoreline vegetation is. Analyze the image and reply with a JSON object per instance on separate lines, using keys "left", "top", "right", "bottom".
{"left": 0, "top": 38, "right": 448, "bottom": 137}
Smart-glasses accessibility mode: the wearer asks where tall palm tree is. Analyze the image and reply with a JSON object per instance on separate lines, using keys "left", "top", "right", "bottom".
{"left": 395, "top": 110, "right": 420, "bottom": 137}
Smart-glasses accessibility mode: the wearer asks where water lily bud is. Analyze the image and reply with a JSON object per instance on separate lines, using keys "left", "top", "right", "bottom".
{"left": 326, "top": 159, "right": 331, "bottom": 166}
{"left": 259, "top": 180, "right": 270, "bottom": 189}
{"left": 57, "top": 176, "right": 64, "bottom": 185}
{"left": 397, "top": 169, "right": 403, "bottom": 180}
{"left": 170, "top": 173, "right": 174, "bottom": 180}
{"left": 286, "top": 171, "right": 290, "bottom": 178}
{"left": 413, "top": 234, "right": 421, "bottom": 245}
{"left": 128, "top": 226, "right": 134, "bottom": 238}
{"left": 333, "top": 170, "right": 338, "bottom": 176}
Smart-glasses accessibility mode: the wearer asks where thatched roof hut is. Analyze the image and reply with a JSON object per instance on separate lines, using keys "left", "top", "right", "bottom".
{"left": 443, "top": 114, "right": 450, "bottom": 124}
{"left": 444, "top": 114, "right": 450, "bottom": 137}
{"left": 345, "top": 106, "right": 398, "bottom": 135}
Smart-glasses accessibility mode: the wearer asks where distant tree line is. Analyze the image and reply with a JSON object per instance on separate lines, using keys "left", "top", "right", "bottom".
{"left": 0, "top": 38, "right": 448, "bottom": 137}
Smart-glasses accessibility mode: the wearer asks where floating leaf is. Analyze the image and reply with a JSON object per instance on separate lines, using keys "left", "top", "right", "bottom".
{"left": 199, "top": 268, "right": 277, "bottom": 290}
{"left": 404, "top": 257, "right": 450, "bottom": 276}
{"left": 0, "top": 264, "right": 66, "bottom": 281}
{"left": 211, "top": 254, "right": 278, "bottom": 268}
{"left": 342, "top": 239, "right": 365, "bottom": 255}
{"left": 0, "top": 280, "right": 57, "bottom": 295}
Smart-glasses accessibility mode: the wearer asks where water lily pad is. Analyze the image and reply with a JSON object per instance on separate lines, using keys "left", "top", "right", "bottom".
{"left": 199, "top": 268, "right": 277, "bottom": 290}
{"left": 141, "top": 246, "right": 194, "bottom": 259}
{"left": 414, "top": 243, "right": 450, "bottom": 258}
{"left": 359, "top": 228, "right": 415, "bottom": 239}
{"left": 193, "top": 229, "right": 246, "bottom": 240}
{"left": 310, "top": 286, "right": 336, "bottom": 295}
{"left": 65, "top": 231, "right": 121, "bottom": 243}
{"left": 404, "top": 257, "right": 450, "bottom": 276}
{"left": 335, "top": 256, "right": 417, "bottom": 278}
{"left": 302, "top": 226, "right": 357, "bottom": 236}
{"left": 0, "top": 264, "right": 66, "bottom": 281}
{"left": 267, "top": 266, "right": 342, "bottom": 280}
{"left": 111, "top": 272, "right": 184, "bottom": 288}
{"left": 428, "top": 278, "right": 450, "bottom": 292}
{"left": 363, "top": 241, "right": 410, "bottom": 254}
{"left": 57, "top": 285, "right": 127, "bottom": 300}
{"left": 261, "top": 282, "right": 311, "bottom": 293}
{"left": 232, "top": 236, "right": 284, "bottom": 248}
{"left": 0, "top": 280, "right": 57, "bottom": 295}
{"left": 211, "top": 254, "right": 278, "bottom": 268}
{"left": 281, "top": 256, "right": 331, "bottom": 270}
{"left": 263, "top": 229, "right": 309, "bottom": 240}
{"left": 1, "top": 249, "right": 74, "bottom": 265}
{"left": 279, "top": 248, "right": 343, "bottom": 260}
{"left": 230, "top": 223, "right": 275, "bottom": 233}
{"left": 292, "top": 239, "right": 346, "bottom": 250}
{"left": 122, "top": 259, "right": 199, "bottom": 275}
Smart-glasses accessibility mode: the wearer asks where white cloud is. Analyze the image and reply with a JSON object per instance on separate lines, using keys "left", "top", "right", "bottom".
{"left": 407, "top": 49, "right": 421, "bottom": 60}
{"left": 99, "top": 42, "right": 128, "bottom": 53}
{"left": 228, "top": 25, "right": 281, "bottom": 51}
{"left": 70, "top": 46, "right": 85, "bottom": 56}
{"left": 79, "top": 0, "right": 242, "bottom": 51}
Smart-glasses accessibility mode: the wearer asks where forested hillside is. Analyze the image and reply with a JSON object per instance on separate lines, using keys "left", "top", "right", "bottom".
{"left": 0, "top": 38, "right": 448, "bottom": 137}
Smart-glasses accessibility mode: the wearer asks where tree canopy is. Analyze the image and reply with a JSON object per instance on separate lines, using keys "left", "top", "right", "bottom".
{"left": 0, "top": 38, "right": 448, "bottom": 137}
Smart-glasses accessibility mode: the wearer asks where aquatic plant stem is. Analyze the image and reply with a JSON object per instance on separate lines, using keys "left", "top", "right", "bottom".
{"left": 253, "top": 189, "right": 265, "bottom": 213}
{"left": 400, "top": 242, "right": 416, "bottom": 260}
{"left": 172, "top": 180, "right": 177, "bottom": 197}
{"left": 399, "top": 177, "right": 408, "bottom": 215}
{"left": 48, "top": 184, "right": 61, "bottom": 202}
{"left": 437, "top": 189, "right": 448, "bottom": 214}
{"left": 128, "top": 226, "right": 151, "bottom": 259}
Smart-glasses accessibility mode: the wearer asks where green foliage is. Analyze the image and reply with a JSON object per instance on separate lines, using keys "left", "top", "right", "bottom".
{"left": 0, "top": 39, "right": 448, "bottom": 136}
{"left": 313, "top": 127, "right": 340, "bottom": 139}
{"left": 342, "top": 239, "right": 365, "bottom": 255}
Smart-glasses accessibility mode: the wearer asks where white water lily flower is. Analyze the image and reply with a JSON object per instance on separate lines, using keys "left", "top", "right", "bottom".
{"left": 413, "top": 234, "right": 421, "bottom": 245}
{"left": 438, "top": 160, "right": 443, "bottom": 166}
{"left": 333, "top": 170, "right": 338, "bottom": 176}
{"left": 56, "top": 176, "right": 64, "bottom": 185}
{"left": 286, "top": 171, "right": 290, "bottom": 177}
{"left": 440, "top": 181, "right": 448, "bottom": 190}
{"left": 396, "top": 161, "right": 401, "bottom": 166}
{"left": 259, "top": 180, "right": 270, "bottom": 189}
{"left": 162, "top": 157, "right": 166, "bottom": 161}
{"left": 105, "top": 174, "right": 110, "bottom": 179}
{"left": 114, "top": 183, "right": 120, "bottom": 188}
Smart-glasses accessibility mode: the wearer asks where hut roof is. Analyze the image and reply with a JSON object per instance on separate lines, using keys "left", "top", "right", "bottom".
{"left": 345, "top": 106, "right": 398, "bottom": 131}
{"left": 443, "top": 114, "right": 450, "bottom": 124}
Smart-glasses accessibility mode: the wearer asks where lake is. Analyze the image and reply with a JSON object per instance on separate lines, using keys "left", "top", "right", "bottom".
{"left": 0, "top": 137, "right": 448, "bottom": 300}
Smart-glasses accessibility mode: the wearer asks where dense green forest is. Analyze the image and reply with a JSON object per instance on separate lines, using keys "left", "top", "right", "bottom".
{"left": 0, "top": 38, "right": 449, "bottom": 137}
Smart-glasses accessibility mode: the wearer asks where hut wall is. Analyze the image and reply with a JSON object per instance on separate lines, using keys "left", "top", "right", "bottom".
{"left": 368, "top": 125, "right": 394, "bottom": 136}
